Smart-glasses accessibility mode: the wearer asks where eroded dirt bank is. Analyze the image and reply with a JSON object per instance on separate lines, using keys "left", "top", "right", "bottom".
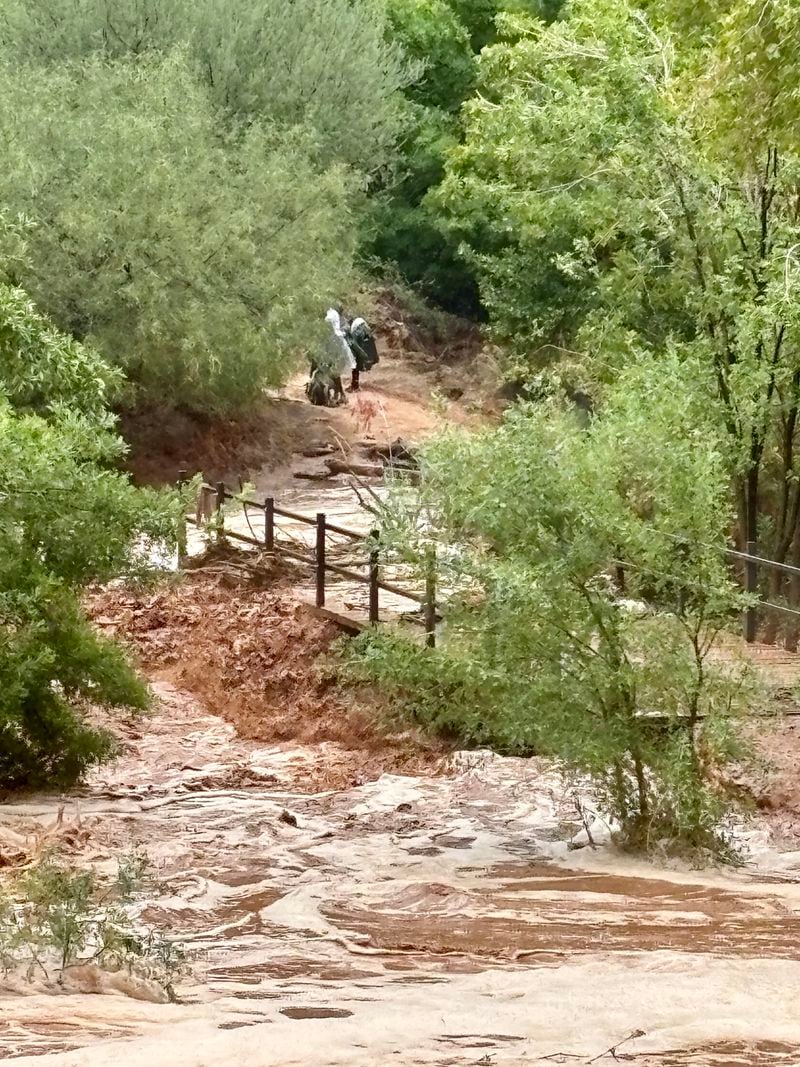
{"left": 86, "top": 573, "right": 445, "bottom": 791}
{"left": 2, "top": 676, "right": 800, "bottom": 1065}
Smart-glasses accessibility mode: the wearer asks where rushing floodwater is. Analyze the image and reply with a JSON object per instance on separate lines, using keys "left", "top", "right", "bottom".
{"left": 1, "top": 681, "right": 800, "bottom": 1065}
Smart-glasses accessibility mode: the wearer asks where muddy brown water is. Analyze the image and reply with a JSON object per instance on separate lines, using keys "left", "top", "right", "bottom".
{"left": 322, "top": 864, "right": 800, "bottom": 962}
{"left": 2, "top": 684, "right": 800, "bottom": 1065}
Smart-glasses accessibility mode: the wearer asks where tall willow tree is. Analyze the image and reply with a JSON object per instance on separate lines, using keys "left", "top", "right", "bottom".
{"left": 0, "top": 54, "right": 358, "bottom": 413}
{"left": 1, "top": 0, "right": 411, "bottom": 172}
{"left": 0, "top": 0, "right": 416, "bottom": 413}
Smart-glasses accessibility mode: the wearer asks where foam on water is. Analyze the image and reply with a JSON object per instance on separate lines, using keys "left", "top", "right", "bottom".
{"left": 2, "top": 684, "right": 800, "bottom": 1065}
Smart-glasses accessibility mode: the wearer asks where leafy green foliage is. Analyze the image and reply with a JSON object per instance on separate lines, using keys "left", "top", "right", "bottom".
{"left": 701, "top": 1, "right": 800, "bottom": 160}
{"left": 0, "top": 278, "right": 179, "bottom": 789}
{"left": 366, "top": 0, "right": 480, "bottom": 310}
{"left": 0, "top": 281, "right": 121, "bottom": 417}
{"left": 388, "top": 0, "right": 476, "bottom": 112}
{"left": 348, "top": 356, "right": 754, "bottom": 852}
{"left": 1, "top": 0, "right": 411, "bottom": 173}
{"left": 0, "top": 54, "right": 358, "bottom": 414}
{"left": 368, "top": 0, "right": 564, "bottom": 309}
{"left": 0, "top": 851, "right": 184, "bottom": 996}
{"left": 437, "top": 0, "right": 800, "bottom": 576}
{"left": 437, "top": 0, "right": 671, "bottom": 365}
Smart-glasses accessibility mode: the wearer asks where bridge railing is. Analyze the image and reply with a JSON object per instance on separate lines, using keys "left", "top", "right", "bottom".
{"left": 178, "top": 474, "right": 437, "bottom": 646}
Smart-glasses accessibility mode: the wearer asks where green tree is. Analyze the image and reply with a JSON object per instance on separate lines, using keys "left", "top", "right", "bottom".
{"left": 0, "top": 54, "right": 357, "bottom": 413}
{"left": 349, "top": 355, "right": 752, "bottom": 851}
{"left": 451, "top": 0, "right": 564, "bottom": 49}
{"left": 1, "top": 0, "right": 411, "bottom": 172}
{"left": 437, "top": 1, "right": 668, "bottom": 366}
{"left": 368, "top": 0, "right": 565, "bottom": 310}
{"left": 388, "top": 0, "right": 476, "bottom": 112}
{"left": 438, "top": 0, "right": 800, "bottom": 596}
{"left": 0, "top": 274, "right": 178, "bottom": 788}
{"left": 366, "top": 0, "right": 480, "bottom": 310}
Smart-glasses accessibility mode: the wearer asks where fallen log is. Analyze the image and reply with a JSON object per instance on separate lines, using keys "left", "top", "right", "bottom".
{"left": 293, "top": 471, "right": 336, "bottom": 482}
{"left": 325, "top": 457, "right": 384, "bottom": 479}
{"left": 300, "top": 446, "right": 336, "bottom": 458}
{"left": 359, "top": 437, "right": 417, "bottom": 465}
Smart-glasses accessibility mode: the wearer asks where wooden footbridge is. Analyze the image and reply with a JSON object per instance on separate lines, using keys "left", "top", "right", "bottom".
{"left": 180, "top": 477, "right": 438, "bottom": 644}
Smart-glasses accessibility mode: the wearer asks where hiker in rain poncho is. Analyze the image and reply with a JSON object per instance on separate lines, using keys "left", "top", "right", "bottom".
{"left": 345, "top": 315, "right": 379, "bottom": 392}
{"left": 306, "top": 308, "right": 355, "bottom": 406}
{"left": 325, "top": 307, "right": 355, "bottom": 402}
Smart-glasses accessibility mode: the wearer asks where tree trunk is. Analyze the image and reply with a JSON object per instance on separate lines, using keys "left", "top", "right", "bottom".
{"left": 762, "top": 568, "right": 784, "bottom": 645}
{"left": 633, "top": 752, "right": 649, "bottom": 821}
{"left": 745, "top": 466, "right": 760, "bottom": 549}
{"left": 784, "top": 527, "right": 800, "bottom": 651}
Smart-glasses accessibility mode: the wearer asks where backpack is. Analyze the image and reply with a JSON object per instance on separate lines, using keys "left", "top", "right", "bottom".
{"left": 306, "top": 368, "right": 333, "bottom": 406}
{"left": 349, "top": 318, "right": 379, "bottom": 371}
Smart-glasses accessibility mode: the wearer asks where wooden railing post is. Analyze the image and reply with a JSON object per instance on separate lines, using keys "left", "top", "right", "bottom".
{"left": 316, "top": 513, "right": 326, "bottom": 608}
{"left": 744, "top": 539, "right": 757, "bottom": 643}
{"left": 176, "top": 470, "right": 188, "bottom": 569}
{"left": 265, "top": 497, "right": 275, "bottom": 552}
{"left": 369, "top": 530, "right": 380, "bottom": 625}
{"left": 424, "top": 546, "right": 436, "bottom": 649}
{"left": 215, "top": 481, "right": 226, "bottom": 543}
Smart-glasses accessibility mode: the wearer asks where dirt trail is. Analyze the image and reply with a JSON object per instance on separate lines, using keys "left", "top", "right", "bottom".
{"left": 2, "top": 685, "right": 800, "bottom": 1064}
{"left": 123, "top": 290, "right": 496, "bottom": 490}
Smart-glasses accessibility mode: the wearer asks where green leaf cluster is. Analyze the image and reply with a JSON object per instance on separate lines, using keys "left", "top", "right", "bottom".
{"left": 1, "top": 0, "right": 411, "bottom": 173}
{"left": 0, "top": 271, "right": 179, "bottom": 788}
{"left": 436, "top": 0, "right": 800, "bottom": 592}
{"left": 0, "top": 850, "right": 184, "bottom": 996}
{"left": 367, "top": 0, "right": 564, "bottom": 311}
{"left": 348, "top": 354, "right": 755, "bottom": 851}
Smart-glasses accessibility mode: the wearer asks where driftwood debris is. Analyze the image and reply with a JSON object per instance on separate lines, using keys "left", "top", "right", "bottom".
{"left": 361, "top": 437, "right": 418, "bottom": 466}
{"left": 292, "top": 436, "right": 419, "bottom": 483}
{"left": 325, "top": 457, "right": 384, "bottom": 479}
{"left": 300, "top": 446, "right": 336, "bottom": 459}
{"left": 293, "top": 470, "right": 336, "bottom": 482}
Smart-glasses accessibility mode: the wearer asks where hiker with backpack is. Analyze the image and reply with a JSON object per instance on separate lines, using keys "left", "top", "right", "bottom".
{"left": 326, "top": 306, "right": 355, "bottom": 402}
{"left": 345, "top": 315, "right": 379, "bottom": 392}
{"left": 305, "top": 306, "right": 380, "bottom": 406}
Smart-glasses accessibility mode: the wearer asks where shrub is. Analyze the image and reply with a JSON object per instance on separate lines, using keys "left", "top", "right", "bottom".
{"left": 347, "top": 354, "right": 756, "bottom": 853}
{"left": 0, "top": 276, "right": 179, "bottom": 788}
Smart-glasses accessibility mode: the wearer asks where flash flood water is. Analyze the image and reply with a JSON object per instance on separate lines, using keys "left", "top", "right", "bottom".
{"left": 1, "top": 679, "right": 800, "bottom": 1066}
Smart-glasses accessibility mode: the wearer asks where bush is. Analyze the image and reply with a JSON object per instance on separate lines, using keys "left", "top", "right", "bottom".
{"left": 346, "top": 354, "right": 755, "bottom": 853}
{"left": 0, "top": 276, "right": 179, "bottom": 789}
{"left": 1, "top": 0, "right": 411, "bottom": 173}
{"left": 0, "top": 851, "right": 185, "bottom": 997}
